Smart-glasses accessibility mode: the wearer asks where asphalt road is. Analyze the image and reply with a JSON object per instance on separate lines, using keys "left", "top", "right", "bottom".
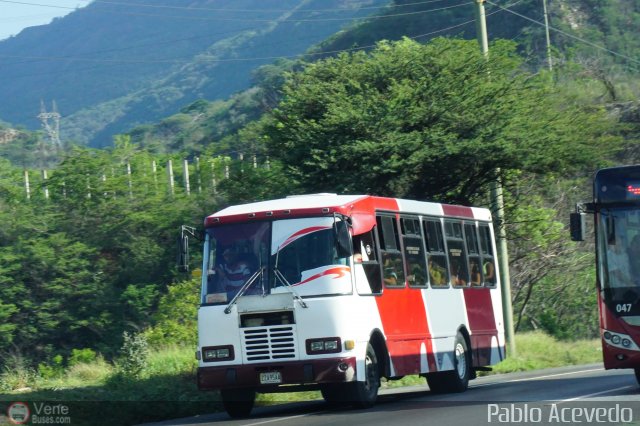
{"left": 143, "top": 364, "right": 640, "bottom": 426}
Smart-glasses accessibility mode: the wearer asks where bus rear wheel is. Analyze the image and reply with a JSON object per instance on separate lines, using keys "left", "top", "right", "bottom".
{"left": 221, "top": 388, "right": 256, "bottom": 418}
{"left": 426, "top": 332, "right": 470, "bottom": 393}
{"left": 347, "top": 342, "right": 380, "bottom": 408}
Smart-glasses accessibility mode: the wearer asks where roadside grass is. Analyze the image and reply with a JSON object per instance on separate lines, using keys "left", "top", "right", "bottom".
{"left": 384, "top": 331, "right": 602, "bottom": 388}
{"left": 0, "top": 333, "right": 601, "bottom": 425}
{"left": 489, "top": 331, "right": 602, "bottom": 374}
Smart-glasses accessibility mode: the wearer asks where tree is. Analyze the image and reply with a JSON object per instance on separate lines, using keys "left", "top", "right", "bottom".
{"left": 505, "top": 177, "right": 598, "bottom": 338}
{"left": 263, "top": 37, "right": 618, "bottom": 205}
{"left": 0, "top": 233, "right": 113, "bottom": 357}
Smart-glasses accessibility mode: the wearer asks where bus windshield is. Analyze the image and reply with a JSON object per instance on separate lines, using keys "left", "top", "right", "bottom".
{"left": 202, "top": 217, "right": 352, "bottom": 305}
{"left": 599, "top": 208, "right": 640, "bottom": 290}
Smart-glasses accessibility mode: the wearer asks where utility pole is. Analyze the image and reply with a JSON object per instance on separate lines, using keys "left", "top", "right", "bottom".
{"left": 542, "top": 0, "right": 553, "bottom": 72}
{"left": 474, "top": 0, "right": 516, "bottom": 356}
{"left": 474, "top": 0, "right": 489, "bottom": 56}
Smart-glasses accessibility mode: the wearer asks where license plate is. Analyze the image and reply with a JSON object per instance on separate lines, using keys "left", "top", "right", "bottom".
{"left": 259, "top": 371, "right": 282, "bottom": 384}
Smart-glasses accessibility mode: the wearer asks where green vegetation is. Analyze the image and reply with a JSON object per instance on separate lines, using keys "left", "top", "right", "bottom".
{"left": 3, "top": 0, "right": 638, "bottom": 149}
{"left": 2, "top": 33, "right": 634, "bottom": 381}
{"left": 0, "top": 344, "right": 215, "bottom": 426}
{"left": 1, "top": 8, "right": 639, "bottom": 421}
{"left": 0, "top": 0, "right": 388, "bottom": 147}
{"left": 491, "top": 332, "right": 602, "bottom": 374}
{"left": 262, "top": 38, "right": 616, "bottom": 204}
{"left": 0, "top": 332, "right": 600, "bottom": 425}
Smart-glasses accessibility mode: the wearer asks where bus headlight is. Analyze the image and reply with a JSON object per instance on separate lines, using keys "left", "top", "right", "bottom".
{"left": 306, "top": 337, "right": 341, "bottom": 354}
{"left": 602, "top": 329, "right": 640, "bottom": 351}
{"left": 202, "top": 345, "right": 234, "bottom": 362}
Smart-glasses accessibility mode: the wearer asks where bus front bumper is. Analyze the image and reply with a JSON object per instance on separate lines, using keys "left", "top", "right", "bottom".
{"left": 603, "top": 344, "right": 640, "bottom": 370}
{"left": 197, "top": 356, "right": 357, "bottom": 390}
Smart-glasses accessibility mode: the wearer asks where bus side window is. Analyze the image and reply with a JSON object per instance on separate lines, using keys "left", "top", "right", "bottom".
{"left": 479, "top": 224, "right": 497, "bottom": 287}
{"left": 377, "top": 215, "right": 405, "bottom": 288}
{"left": 445, "top": 220, "right": 470, "bottom": 287}
{"left": 401, "top": 216, "right": 428, "bottom": 288}
{"left": 465, "top": 223, "right": 483, "bottom": 287}
{"left": 353, "top": 229, "right": 383, "bottom": 294}
{"left": 423, "top": 219, "right": 449, "bottom": 287}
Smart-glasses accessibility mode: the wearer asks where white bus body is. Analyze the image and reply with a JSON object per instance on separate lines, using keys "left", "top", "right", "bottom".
{"left": 195, "top": 194, "right": 505, "bottom": 417}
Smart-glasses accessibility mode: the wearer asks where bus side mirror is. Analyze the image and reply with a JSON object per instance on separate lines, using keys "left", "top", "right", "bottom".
{"left": 334, "top": 220, "right": 352, "bottom": 258}
{"left": 177, "top": 232, "right": 190, "bottom": 272}
{"left": 570, "top": 212, "right": 585, "bottom": 242}
{"left": 178, "top": 225, "right": 202, "bottom": 272}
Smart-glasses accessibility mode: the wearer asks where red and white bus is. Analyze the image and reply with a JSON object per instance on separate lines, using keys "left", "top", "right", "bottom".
{"left": 571, "top": 165, "right": 640, "bottom": 385}
{"left": 192, "top": 194, "right": 506, "bottom": 417}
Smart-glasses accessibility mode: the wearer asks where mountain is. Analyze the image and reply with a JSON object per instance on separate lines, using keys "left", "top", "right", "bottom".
{"left": 1, "top": 0, "right": 637, "bottom": 151}
{"left": 125, "top": 0, "right": 640, "bottom": 156}
{"left": 0, "top": 0, "right": 388, "bottom": 147}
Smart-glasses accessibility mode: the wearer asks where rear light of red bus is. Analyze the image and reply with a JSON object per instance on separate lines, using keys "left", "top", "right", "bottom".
{"left": 306, "top": 337, "right": 341, "bottom": 354}
{"left": 202, "top": 345, "right": 235, "bottom": 362}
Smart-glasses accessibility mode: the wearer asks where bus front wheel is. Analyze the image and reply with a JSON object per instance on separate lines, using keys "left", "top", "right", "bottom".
{"left": 221, "top": 388, "right": 256, "bottom": 418}
{"left": 348, "top": 342, "right": 380, "bottom": 408}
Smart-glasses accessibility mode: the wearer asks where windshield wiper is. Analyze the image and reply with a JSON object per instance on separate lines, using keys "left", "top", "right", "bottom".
{"left": 224, "top": 267, "right": 265, "bottom": 314}
{"left": 273, "top": 268, "right": 308, "bottom": 308}
{"left": 273, "top": 245, "right": 308, "bottom": 309}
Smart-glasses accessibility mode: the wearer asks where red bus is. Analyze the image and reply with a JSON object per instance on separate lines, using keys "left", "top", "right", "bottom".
{"left": 571, "top": 165, "right": 640, "bottom": 385}
{"left": 189, "top": 194, "right": 506, "bottom": 417}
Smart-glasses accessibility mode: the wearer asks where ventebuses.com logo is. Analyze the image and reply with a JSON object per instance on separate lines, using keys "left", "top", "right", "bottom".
{"left": 7, "top": 402, "right": 30, "bottom": 425}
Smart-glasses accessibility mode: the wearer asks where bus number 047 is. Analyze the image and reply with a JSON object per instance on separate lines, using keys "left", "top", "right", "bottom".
{"left": 616, "top": 304, "right": 633, "bottom": 313}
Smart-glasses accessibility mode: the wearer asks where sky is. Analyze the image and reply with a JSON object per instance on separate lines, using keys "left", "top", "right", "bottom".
{"left": 0, "top": 0, "right": 92, "bottom": 41}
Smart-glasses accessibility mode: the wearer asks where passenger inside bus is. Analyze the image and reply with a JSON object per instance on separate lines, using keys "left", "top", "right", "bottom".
{"left": 449, "top": 261, "right": 467, "bottom": 286}
{"left": 382, "top": 254, "right": 402, "bottom": 286}
{"left": 470, "top": 260, "right": 482, "bottom": 286}
{"left": 214, "top": 247, "right": 255, "bottom": 296}
{"left": 483, "top": 260, "right": 496, "bottom": 284}
{"left": 428, "top": 257, "right": 447, "bottom": 286}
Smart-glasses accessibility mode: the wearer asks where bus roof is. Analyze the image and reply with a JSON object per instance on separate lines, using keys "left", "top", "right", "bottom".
{"left": 205, "top": 194, "right": 492, "bottom": 228}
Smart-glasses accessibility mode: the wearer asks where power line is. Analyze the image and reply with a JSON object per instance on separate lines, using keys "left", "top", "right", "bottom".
{"left": 88, "top": 0, "right": 460, "bottom": 13}
{"left": 0, "top": 0, "right": 473, "bottom": 23}
{"left": 0, "top": 14, "right": 484, "bottom": 124}
{"left": 0, "top": 24, "right": 262, "bottom": 67}
{"left": 0, "top": 15, "right": 480, "bottom": 66}
{"left": 0, "top": 1, "right": 478, "bottom": 65}
{"left": 0, "top": 0, "right": 459, "bottom": 14}
{"left": 485, "top": 0, "right": 640, "bottom": 67}
{"left": 0, "top": 0, "right": 560, "bottom": 81}
{"left": 0, "top": 1, "right": 520, "bottom": 88}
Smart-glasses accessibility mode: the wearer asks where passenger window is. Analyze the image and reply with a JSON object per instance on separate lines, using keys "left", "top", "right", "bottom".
{"left": 465, "top": 223, "right": 483, "bottom": 287}
{"left": 423, "top": 219, "right": 449, "bottom": 288}
{"left": 377, "top": 216, "right": 405, "bottom": 287}
{"left": 479, "top": 224, "right": 497, "bottom": 287}
{"left": 353, "top": 230, "right": 382, "bottom": 294}
{"left": 445, "top": 220, "right": 469, "bottom": 287}
{"left": 401, "top": 217, "right": 427, "bottom": 288}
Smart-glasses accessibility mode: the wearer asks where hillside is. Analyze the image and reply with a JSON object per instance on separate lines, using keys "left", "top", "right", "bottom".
{"left": 126, "top": 0, "right": 640, "bottom": 156}
{"left": 0, "top": 0, "right": 387, "bottom": 147}
{"left": 1, "top": 0, "right": 638, "bottom": 153}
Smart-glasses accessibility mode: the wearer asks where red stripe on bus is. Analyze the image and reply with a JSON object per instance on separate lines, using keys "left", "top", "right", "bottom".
{"left": 462, "top": 287, "right": 498, "bottom": 366}
{"left": 369, "top": 197, "right": 438, "bottom": 375}
{"left": 441, "top": 204, "right": 474, "bottom": 218}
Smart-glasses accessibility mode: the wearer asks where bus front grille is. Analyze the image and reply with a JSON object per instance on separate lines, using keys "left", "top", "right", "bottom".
{"left": 243, "top": 326, "right": 297, "bottom": 361}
